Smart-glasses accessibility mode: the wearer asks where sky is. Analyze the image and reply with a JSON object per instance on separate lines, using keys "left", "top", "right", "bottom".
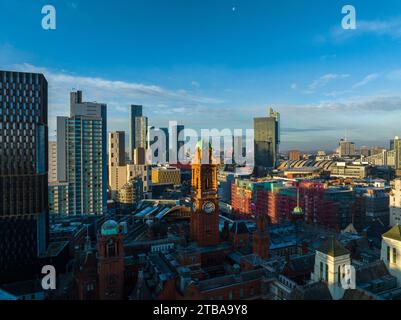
{"left": 1, "top": 0, "right": 401, "bottom": 151}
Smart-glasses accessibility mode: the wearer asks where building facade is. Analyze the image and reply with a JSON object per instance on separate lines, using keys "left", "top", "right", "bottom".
{"left": 254, "top": 107, "right": 280, "bottom": 170}
{"left": 56, "top": 91, "right": 107, "bottom": 215}
{"left": 129, "top": 105, "right": 142, "bottom": 160}
{"left": 48, "top": 141, "right": 57, "bottom": 182}
{"left": 390, "top": 179, "right": 401, "bottom": 227}
{"left": 0, "top": 70, "right": 49, "bottom": 283}
{"left": 151, "top": 167, "right": 181, "bottom": 185}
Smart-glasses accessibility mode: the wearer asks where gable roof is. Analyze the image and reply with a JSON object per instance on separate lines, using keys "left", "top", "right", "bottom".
{"left": 317, "top": 237, "right": 349, "bottom": 257}
{"left": 382, "top": 224, "right": 401, "bottom": 241}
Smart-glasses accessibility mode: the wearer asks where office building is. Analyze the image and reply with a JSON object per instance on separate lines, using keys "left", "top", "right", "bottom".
{"left": 254, "top": 107, "right": 280, "bottom": 169}
{"left": 0, "top": 70, "right": 49, "bottom": 282}
{"left": 338, "top": 139, "right": 356, "bottom": 157}
{"left": 151, "top": 166, "right": 181, "bottom": 185}
{"left": 56, "top": 90, "right": 107, "bottom": 215}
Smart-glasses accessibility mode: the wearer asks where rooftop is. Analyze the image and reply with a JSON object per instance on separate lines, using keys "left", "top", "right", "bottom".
{"left": 317, "top": 237, "right": 349, "bottom": 257}
{"left": 383, "top": 224, "right": 401, "bottom": 242}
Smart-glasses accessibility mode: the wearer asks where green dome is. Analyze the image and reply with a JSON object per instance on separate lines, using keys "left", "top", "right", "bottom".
{"left": 292, "top": 206, "right": 303, "bottom": 215}
{"left": 101, "top": 220, "right": 119, "bottom": 236}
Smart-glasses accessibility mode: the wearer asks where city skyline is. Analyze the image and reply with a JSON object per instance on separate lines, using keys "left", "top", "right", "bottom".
{"left": 1, "top": 0, "right": 401, "bottom": 150}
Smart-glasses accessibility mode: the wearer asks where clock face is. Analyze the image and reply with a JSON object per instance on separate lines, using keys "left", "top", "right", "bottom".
{"left": 203, "top": 201, "right": 216, "bottom": 214}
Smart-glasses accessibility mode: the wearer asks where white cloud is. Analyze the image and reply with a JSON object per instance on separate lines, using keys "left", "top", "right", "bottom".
{"left": 308, "top": 73, "right": 350, "bottom": 91}
{"left": 352, "top": 73, "right": 379, "bottom": 89}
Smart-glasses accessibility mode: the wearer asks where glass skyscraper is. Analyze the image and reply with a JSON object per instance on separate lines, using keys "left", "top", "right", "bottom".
{"left": 253, "top": 107, "right": 280, "bottom": 170}
{"left": 130, "top": 104, "right": 143, "bottom": 159}
{"left": 0, "top": 70, "right": 48, "bottom": 283}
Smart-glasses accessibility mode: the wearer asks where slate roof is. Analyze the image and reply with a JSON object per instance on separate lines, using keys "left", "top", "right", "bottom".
{"left": 289, "top": 281, "right": 332, "bottom": 300}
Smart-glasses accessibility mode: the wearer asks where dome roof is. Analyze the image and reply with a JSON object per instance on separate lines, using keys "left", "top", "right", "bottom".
{"left": 101, "top": 220, "right": 119, "bottom": 236}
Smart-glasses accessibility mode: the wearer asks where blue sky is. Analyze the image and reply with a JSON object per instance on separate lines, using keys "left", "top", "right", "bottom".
{"left": 1, "top": 0, "right": 401, "bottom": 151}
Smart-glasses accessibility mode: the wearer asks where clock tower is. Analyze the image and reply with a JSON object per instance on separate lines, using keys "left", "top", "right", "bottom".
{"left": 190, "top": 140, "right": 220, "bottom": 247}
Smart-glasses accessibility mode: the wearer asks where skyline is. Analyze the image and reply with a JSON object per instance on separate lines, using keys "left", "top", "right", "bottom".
{"left": 1, "top": 0, "right": 401, "bottom": 150}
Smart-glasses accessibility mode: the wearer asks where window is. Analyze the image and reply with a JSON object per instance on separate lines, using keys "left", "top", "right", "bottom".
{"left": 387, "top": 246, "right": 391, "bottom": 262}
{"left": 325, "top": 264, "right": 328, "bottom": 281}
{"left": 338, "top": 266, "right": 341, "bottom": 284}
{"left": 320, "top": 262, "right": 323, "bottom": 280}
{"left": 393, "top": 248, "right": 397, "bottom": 264}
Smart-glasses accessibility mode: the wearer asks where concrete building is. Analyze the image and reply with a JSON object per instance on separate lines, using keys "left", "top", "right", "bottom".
{"left": 48, "top": 141, "right": 57, "bottom": 182}
{"left": 151, "top": 166, "right": 181, "bottom": 185}
{"left": 330, "top": 162, "right": 370, "bottom": 179}
{"left": 394, "top": 136, "right": 401, "bottom": 174}
{"left": 48, "top": 182, "right": 68, "bottom": 216}
{"left": 338, "top": 139, "right": 356, "bottom": 157}
{"left": 134, "top": 116, "right": 148, "bottom": 150}
{"left": 390, "top": 179, "right": 401, "bottom": 227}
{"left": 108, "top": 131, "right": 126, "bottom": 198}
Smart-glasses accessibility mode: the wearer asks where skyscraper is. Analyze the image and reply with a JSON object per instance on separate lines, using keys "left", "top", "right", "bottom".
{"left": 0, "top": 70, "right": 48, "bottom": 283}
{"left": 56, "top": 90, "right": 107, "bottom": 215}
{"left": 48, "top": 141, "right": 57, "bottom": 182}
{"left": 135, "top": 116, "right": 148, "bottom": 150}
{"left": 253, "top": 107, "right": 280, "bottom": 170}
{"left": 109, "top": 131, "right": 125, "bottom": 168}
{"left": 129, "top": 104, "right": 143, "bottom": 159}
{"left": 108, "top": 131, "right": 126, "bottom": 198}
{"left": 393, "top": 136, "right": 401, "bottom": 173}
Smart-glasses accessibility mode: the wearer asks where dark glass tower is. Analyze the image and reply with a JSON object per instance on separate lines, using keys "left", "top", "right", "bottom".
{"left": 0, "top": 70, "right": 48, "bottom": 283}
{"left": 129, "top": 104, "right": 143, "bottom": 160}
{"left": 253, "top": 107, "right": 280, "bottom": 170}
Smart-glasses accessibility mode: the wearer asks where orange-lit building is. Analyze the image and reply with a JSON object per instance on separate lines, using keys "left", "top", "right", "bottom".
{"left": 288, "top": 150, "right": 301, "bottom": 161}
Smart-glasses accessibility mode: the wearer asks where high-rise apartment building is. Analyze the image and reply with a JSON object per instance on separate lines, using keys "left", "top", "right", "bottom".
{"left": 254, "top": 107, "right": 280, "bottom": 169}
{"left": 393, "top": 136, "right": 401, "bottom": 172}
{"left": 108, "top": 131, "right": 126, "bottom": 198}
{"left": 56, "top": 90, "right": 107, "bottom": 215}
{"left": 109, "top": 131, "right": 125, "bottom": 168}
{"left": 0, "top": 70, "right": 49, "bottom": 283}
{"left": 48, "top": 141, "right": 57, "bottom": 182}
{"left": 129, "top": 105, "right": 146, "bottom": 159}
